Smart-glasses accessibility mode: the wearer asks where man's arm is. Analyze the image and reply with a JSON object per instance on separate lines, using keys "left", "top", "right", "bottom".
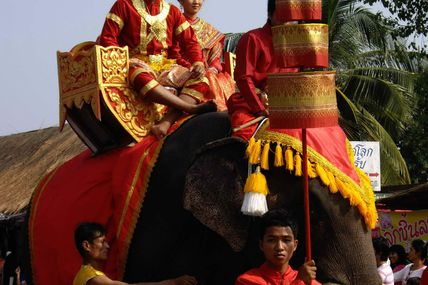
{"left": 99, "top": 1, "right": 126, "bottom": 47}
{"left": 233, "top": 33, "right": 266, "bottom": 115}
{"left": 88, "top": 274, "right": 196, "bottom": 285}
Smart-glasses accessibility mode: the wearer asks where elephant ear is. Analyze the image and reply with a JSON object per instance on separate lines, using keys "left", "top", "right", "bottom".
{"left": 184, "top": 137, "right": 250, "bottom": 252}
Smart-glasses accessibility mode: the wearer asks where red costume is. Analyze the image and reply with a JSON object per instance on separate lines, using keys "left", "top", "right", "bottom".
{"left": 236, "top": 263, "right": 321, "bottom": 285}
{"left": 170, "top": 16, "right": 235, "bottom": 111}
{"left": 227, "top": 22, "right": 360, "bottom": 183}
{"left": 100, "top": 0, "right": 208, "bottom": 101}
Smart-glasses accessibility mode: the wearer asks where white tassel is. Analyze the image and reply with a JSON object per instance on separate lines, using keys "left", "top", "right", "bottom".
{"left": 241, "top": 192, "right": 268, "bottom": 216}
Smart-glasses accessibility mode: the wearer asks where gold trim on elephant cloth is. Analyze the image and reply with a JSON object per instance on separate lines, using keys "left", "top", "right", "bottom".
{"left": 100, "top": 86, "right": 166, "bottom": 141}
{"left": 115, "top": 139, "right": 164, "bottom": 280}
{"left": 114, "top": 115, "right": 193, "bottom": 280}
{"left": 247, "top": 130, "right": 377, "bottom": 229}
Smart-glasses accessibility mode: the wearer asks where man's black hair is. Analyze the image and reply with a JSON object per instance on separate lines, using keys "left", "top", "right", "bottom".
{"left": 422, "top": 242, "right": 428, "bottom": 260}
{"left": 268, "top": 0, "right": 276, "bottom": 19}
{"left": 389, "top": 244, "right": 408, "bottom": 265}
{"left": 259, "top": 209, "right": 298, "bottom": 240}
{"left": 372, "top": 237, "right": 390, "bottom": 261}
{"left": 411, "top": 239, "right": 426, "bottom": 256}
{"left": 74, "top": 222, "right": 106, "bottom": 258}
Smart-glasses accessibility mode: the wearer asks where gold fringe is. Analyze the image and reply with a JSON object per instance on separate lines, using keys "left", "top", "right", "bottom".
{"left": 243, "top": 167, "right": 269, "bottom": 195}
{"left": 295, "top": 153, "right": 302, "bottom": 176}
{"left": 316, "top": 164, "right": 330, "bottom": 186}
{"left": 285, "top": 147, "right": 294, "bottom": 171}
{"left": 274, "top": 143, "right": 284, "bottom": 167}
{"left": 327, "top": 171, "right": 338, "bottom": 193}
{"left": 307, "top": 160, "right": 317, "bottom": 178}
{"left": 246, "top": 137, "right": 255, "bottom": 158}
{"left": 245, "top": 132, "right": 378, "bottom": 229}
{"left": 261, "top": 141, "right": 270, "bottom": 170}
{"left": 249, "top": 140, "right": 261, "bottom": 165}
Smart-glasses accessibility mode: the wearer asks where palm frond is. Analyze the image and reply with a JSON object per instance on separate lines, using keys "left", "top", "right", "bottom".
{"left": 339, "top": 70, "right": 416, "bottom": 138}
{"left": 337, "top": 89, "right": 411, "bottom": 185}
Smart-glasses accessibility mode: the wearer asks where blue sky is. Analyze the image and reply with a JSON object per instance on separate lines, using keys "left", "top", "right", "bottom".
{"left": 0, "top": 0, "right": 385, "bottom": 136}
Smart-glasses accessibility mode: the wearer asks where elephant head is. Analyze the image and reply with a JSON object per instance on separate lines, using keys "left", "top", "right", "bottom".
{"left": 183, "top": 136, "right": 381, "bottom": 285}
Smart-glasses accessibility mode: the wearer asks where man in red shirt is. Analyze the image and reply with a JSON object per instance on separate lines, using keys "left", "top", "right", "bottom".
{"left": 235, "top": 209, "right": 321, "bottom": 285}
{"left": 227, "top": 0, "right": 299, "bottom": 140}
{"left": 100, "top": 0, "right": 215, "bottom": 139}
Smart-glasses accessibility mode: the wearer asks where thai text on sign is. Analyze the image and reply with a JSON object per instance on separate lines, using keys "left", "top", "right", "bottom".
{"left": 350, "top": 141, "right": 381, "bottom": 191}
{"left": 376, "top": 210, "right": 428, "bottom": 251}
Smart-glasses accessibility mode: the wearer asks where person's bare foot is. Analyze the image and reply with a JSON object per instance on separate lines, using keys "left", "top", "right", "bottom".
{"left": 150, "top": 121, "right": 171, "bottom": 140}
{"left": 188, "top": 100, "right": 217, "bottom": 114}
{"left": 172, "top": 275, "right": 197, "bottom": 285}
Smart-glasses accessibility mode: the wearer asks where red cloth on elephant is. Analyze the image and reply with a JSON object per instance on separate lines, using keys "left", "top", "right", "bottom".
{"left": 236, "top": 263, "right": 321, "bottom": 285}
{"left": 29, "top": 120, "right": 185, "bottom": 285}
{"left": 99, "top": 0, "right": 208, "bottom": 100}
{"left": 227, "top": 22, "right": 359, "bottom": 183}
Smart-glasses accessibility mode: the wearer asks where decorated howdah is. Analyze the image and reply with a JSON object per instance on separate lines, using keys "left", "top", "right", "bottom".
{"left": 271, "top": 24, "right": 328, "bottom": 68}
{"left": 274, "top": 0, "right": 322, "bottom": 22}
{"left": 57, "top": 42, "right": 166, "bottom": 153}
{"left": 267, "top": 71, "right": 338, "bottom": 129}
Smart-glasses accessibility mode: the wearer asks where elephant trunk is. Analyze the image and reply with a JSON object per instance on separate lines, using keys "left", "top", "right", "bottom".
{"left": 309, "top": 181, "right": 381, "bottom": 285}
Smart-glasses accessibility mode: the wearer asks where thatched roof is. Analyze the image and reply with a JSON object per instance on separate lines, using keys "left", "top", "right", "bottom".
{"left": 0, "top": 125, "right": 86, "bottom": 215}
{"left": 376, "top": 183, "right": 428, "bottom": 210}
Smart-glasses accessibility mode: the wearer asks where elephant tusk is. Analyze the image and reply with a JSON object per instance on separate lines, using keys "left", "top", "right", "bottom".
{"left": 232, "top": 116, "right": 266, "bottom": 132}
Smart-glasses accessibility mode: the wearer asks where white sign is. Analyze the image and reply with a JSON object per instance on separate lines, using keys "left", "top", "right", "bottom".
{"left": 350, "top": 141, "right": 381, "bottom": 191}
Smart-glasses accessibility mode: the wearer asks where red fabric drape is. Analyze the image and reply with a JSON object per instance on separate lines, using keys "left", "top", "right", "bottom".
{"left": 29, "top": 120, "right": 185, "bottom": 285}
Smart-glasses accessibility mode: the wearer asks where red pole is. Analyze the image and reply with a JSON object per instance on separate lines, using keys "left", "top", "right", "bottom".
{"left": 302, "top": 128, "right": 312, "bottom": 260}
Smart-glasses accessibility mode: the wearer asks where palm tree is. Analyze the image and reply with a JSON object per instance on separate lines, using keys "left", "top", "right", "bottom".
{"left": 326, "top": 0, "right": 419, "bottom": 185}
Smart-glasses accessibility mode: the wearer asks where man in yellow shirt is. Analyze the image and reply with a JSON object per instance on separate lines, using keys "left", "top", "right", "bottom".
{"left": 73, "top": 222, "right": 196, "bottom": 285}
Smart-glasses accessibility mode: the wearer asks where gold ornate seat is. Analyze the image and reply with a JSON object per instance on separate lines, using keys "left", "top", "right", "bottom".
{"left": 57, "top": 42, "right": 165, "bottom": 153}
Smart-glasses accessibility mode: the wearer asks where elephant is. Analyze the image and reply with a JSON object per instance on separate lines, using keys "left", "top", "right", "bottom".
{"left": 22, "top": 112, "right": 381, "bottom": 285}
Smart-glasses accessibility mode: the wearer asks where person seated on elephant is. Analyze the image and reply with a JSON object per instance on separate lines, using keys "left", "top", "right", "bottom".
{"left": 169, "top": 0, "right": 235, "bottom": 111}
{"left": 73, "top": 222, "right": 197, "bottom": 285}
{"left": 235, "top": 209, "right": 320, "bottom": 285}
{"left": 373, "top": 237, "right": 394, "bottom": 285}
{"left": 393, "top": 239, "right": 426, "bottom": 285}
{"left": 99, "top": 0, "right": 217, "bottom": 139}
{"left": 226, "top": 0, "right": 361, "bottom": 186}
{"left": 226, "top": 0, "right": 299, "bottom": 139}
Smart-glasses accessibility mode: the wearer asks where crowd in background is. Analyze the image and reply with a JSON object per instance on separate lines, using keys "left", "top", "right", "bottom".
{"left": 373, "top": 237, "right": 428, "bottom": 285}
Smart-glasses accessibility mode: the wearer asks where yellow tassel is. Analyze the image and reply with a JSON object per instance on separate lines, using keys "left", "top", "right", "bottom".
{"left": 336, "top": 178, "right": 349, "bottom": 199}
{"left": 295, "top": 153, "right": 302, "bottom": 176}
{"left": 246, "top": 137, "right": 256, "bottom": 158}
{"left": 316, "top": 164, "right": 330, "bottom": 186}
{"left": 307, "top": 161, "right": 317, "bottom": 178}
{"left": 285, "top": 147, "right": 294, "bottom": 172}
{"left": 357, "top": 200, "right": 368, "bottom": 216}
{"left": 348, "top": 192, "right": 357, "bottom": 206}
{"left": 261, "top": 141, "right": 270, "bottom": 170}
{"left": 243, "top": 167, "right": 269, "bottom": 195}
{"left": 249, "top": 140, "right": 261, "bottom": 165}
{"left": 327, "top": 172, "right": 338, "bottom": 193}
{"left": 274, "top": 143, "right": 284, "bottom": 167}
